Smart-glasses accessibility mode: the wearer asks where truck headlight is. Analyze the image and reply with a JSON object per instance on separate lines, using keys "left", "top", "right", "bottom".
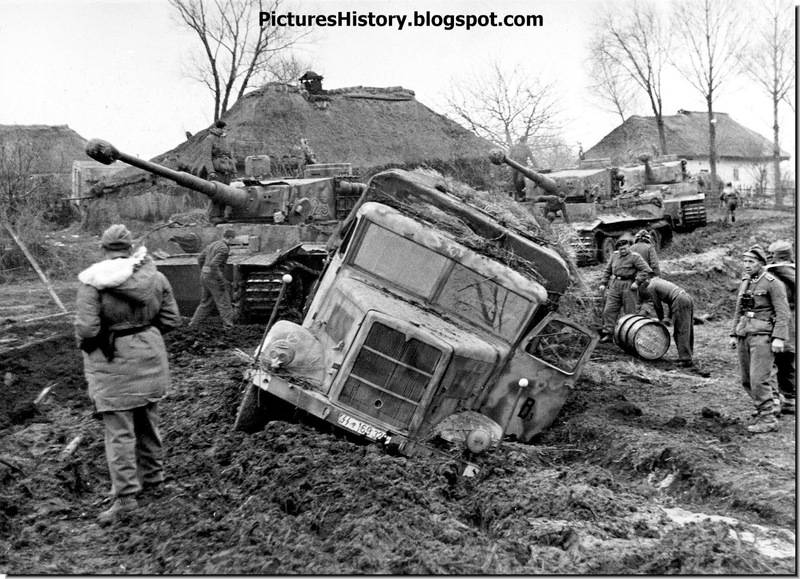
{"left": 466, "top": 428, "right": 492, "bottom": 454}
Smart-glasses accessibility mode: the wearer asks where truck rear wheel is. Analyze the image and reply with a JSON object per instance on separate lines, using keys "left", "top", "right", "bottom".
{"left": 600, "top": 236, "right": 616, "bottom": 263}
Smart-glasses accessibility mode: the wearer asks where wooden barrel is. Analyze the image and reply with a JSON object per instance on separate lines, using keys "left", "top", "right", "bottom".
{"left": 613, "top": 314, "right": 670, "bottom": 360}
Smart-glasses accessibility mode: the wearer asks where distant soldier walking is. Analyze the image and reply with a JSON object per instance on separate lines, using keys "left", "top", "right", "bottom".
{"left": 637, "top": 277, "right": 694, "bottom": 366}
{"left": 598, "top": 233, "right": 653, "bottom": 342}
{"left": 630, "top": 230, "right": 661, "bottom": 277}
{"left": 766, "top": 240, "right": 796, "bottom": 415}
{"left": 75, "top": 224, "right": 181, "bottom": 523}
{"left": 728, "top": 245, "right": 791, "bottom": 433}
{"left": 189, "top": 229, "right": 237, "bottom": 330}
{"left": 719, "top": 183, "right": 739, "bottom": 223}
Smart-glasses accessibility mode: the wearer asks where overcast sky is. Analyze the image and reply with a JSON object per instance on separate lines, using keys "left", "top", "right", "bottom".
{"left": 0, "top": 0, "right": 795, "bottom": 167}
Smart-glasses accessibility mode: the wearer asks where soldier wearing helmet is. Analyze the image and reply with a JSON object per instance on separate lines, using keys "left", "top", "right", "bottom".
{"left": 728, "top": 245, "right": 791, "bottom": 433}
{"left": 630, "top": 229, "right": 661, "bottom": 277}
{"left": 766, "top": 240, "right": 796, "bottom": 415}
{"left": 598, "top": 233, "right": 653, "bottom": 342}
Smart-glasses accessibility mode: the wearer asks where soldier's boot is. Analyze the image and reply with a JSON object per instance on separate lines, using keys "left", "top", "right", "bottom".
{"left": 772, "top": 392, "right": 786, "bottom": 417}
{"left": 97, "top": 495, "right": 138, "bottom": 525}
{"left": 747, "top": 410, "right": 779, "bottom": 434}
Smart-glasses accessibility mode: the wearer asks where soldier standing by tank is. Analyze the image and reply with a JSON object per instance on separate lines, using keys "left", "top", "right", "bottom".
{"left": 189, "top": 229, "right": 237, "bottom": 330}
{"left": 637, "top": 277, "right": 694, "bottom": 367}
{"left": 719, "top": 182, "right": 739, "bottom": 223}
{"left": 766, "top": 240, "right": 796, "bottom": 415}
{"left": 598, "top": 233, "right": 653, "bottom": 342}
{"left": 74, "top": 224, "right": 181, "bottom": 523}
{"left": 196, "top": 120, "right": 237, "bottom": 223}
{"left": 728, "top": 245, "right": 791, "bottom": 433}
{"left": 508, "top": 136, "right": 535, "bottom": 201}
{"left": 630, "top": 230, "right": 661, "bottom": 277}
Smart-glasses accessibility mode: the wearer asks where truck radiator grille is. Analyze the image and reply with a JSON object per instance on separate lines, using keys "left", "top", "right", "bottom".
{"left": 682, "top": 202, "right": 707, "bottom": 227}
{"left": 338, "top": 322, "right": 442, "bottom": 430}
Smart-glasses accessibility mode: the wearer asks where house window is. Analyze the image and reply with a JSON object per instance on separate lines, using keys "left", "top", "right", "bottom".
{"left": 733, "top": 167, "right": 739, "bottom": 181}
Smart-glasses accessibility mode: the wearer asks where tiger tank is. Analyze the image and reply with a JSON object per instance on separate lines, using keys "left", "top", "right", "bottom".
{"left": 85, "top": 139, "right": 367, "bottom": 323}
{"left": 490, "top": 151, "right": 674, "bottom": 265}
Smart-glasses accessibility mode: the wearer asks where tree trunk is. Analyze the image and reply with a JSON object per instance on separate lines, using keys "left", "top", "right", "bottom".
{"left": 656, "top": 116, "right": 668, "bottom": 156}
{"left": 772, "top": 96, "right": 783, "bottom": 207}
{"left": 707, "top": 98, "right": 719, "bottom": 196}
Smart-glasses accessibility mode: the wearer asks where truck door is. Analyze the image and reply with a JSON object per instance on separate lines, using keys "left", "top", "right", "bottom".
{"left": 480, "top": 314, "right": 598, "bottom": 442}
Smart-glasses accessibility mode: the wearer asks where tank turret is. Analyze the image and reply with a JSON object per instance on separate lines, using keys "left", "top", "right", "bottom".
{"left": 489, "top": 149, "right": 561, "bottom": 195}
{"left": 85, "top": 139, "right": 367, "bottom": 225}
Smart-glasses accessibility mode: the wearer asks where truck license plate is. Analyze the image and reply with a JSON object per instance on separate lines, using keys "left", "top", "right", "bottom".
{"left": 337, "top": 413, "right": 387, "bottom": 441}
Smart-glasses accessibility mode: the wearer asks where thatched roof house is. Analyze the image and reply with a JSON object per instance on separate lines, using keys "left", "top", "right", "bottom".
{"left": 89, "top": 82, "right": 496, "bottom": 225}
{"left": 584, "top": 110, "right": 789, "bottom": 164}
{"left": 0, "top": 124, "right": 88, "bottom": 191}
{"left": 583, "top": 110, "right": 790, "bottom": 191}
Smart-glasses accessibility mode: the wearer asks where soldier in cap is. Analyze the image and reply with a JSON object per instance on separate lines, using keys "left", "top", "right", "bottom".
{"left": 189, "top": 229, "right": 237, "bottom": 330}
{"left": 637, "top": 277, "right": 694, "bottom": 366}
{"left": 598, "top": 233, "right": 653, "bottom": 342}
{"left": 766, "top": 240, "right": 796, "bottom": 414}
{"left": 74, "top": 224, "right": 181, "bottom": 523}
{"left": 728, "top": 245, "right": 791, "bottom": 433}
{"left": 630, "top": 229, "right": 661, "bottom": 277}
{"left": 508, "top": 136, "right": 535, "bottom": 201}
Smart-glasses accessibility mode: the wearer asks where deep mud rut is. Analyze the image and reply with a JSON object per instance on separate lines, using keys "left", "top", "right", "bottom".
{"left": 0, "top": 209, "right": 795, "bottom": 574}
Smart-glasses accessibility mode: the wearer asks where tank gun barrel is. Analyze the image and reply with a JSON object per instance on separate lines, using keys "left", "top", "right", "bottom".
{"left": 489, "top": 149, "right": 560, "bottom": 195}
{"left": 85, "top": 138, "right": 249, "bottom": 208}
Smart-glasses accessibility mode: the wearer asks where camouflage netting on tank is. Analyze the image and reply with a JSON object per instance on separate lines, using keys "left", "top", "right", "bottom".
{"left": 366, "top": 169, "right": 578, "bottom": 290}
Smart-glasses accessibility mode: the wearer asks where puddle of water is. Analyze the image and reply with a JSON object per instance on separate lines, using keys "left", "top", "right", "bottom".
{"left": 663, "top": 506, "right": 796, "bottom": 559}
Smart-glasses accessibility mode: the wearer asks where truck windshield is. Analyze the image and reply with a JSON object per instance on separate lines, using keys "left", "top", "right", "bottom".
{"left": 351, "top": 222, "right": 533, "bottom": 341}
{"left": 436, "top": 264, "right": 531, "bottom": 339}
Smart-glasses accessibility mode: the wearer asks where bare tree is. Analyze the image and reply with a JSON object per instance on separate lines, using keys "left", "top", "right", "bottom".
{"left": 671, "top": 0, "right": 747, "bottom": 196}
{"left": 169, "top": 0, "right": 308, "bottom": 122}
{"left": 266, "top": 53, "right": 316, "bottom": 85}
{"left": 738, "top": 0, "right": 795, "bottom": 207}
{"left": 587, "top": 36, "right": 641, "bottom": 125}
{"left": 0, "top": 138, "right": 38, "bottom": 225}
{"left": 446, "top": 62, "right": 560, "bottom": 150}
{"left": 590, "top": 0, "right": 671, "bottom": 155}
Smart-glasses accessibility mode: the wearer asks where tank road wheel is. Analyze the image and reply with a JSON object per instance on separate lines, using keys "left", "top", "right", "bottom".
{"left": 600, "top": 236, "right": 617, "bottom": 263}
{"left": 233, "top": 383, "right": 268, "bottom": 433}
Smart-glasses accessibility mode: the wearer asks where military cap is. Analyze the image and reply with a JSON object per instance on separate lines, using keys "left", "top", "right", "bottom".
{"left": 768, "top": 240, "right": 793, "bottom": 262}
{"left": 742, "top": 245, "right": 767, "bottom": 264}
{"left": 100, "top": 224, "right": 133, "bottom": 251}
{"left": 222, "top": 228, "right": 236, "bottom": 239}
{"left": 615, "top": 233, "right": 635, "bottom": 247}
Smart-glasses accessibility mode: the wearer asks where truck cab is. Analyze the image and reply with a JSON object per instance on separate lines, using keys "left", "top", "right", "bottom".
{"left": 236, "top": 171, "right": 597, "bottom": 472}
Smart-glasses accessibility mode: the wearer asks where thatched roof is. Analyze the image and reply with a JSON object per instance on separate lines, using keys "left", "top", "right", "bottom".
{"left": 584, "top": 110, "right": 789, "bottom": 165}
{"left": 100, "top": 82, "right": 495, "bottom": 191}
{"left": 0, "top": 124, "right": 88, "bottom": 175}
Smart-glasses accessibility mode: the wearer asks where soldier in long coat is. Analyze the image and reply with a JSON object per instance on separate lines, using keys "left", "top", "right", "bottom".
{"left": 766, "top": 240, "right": 796, "bottom": 415}
{"left": 728, "top": 245, "right": 791, "bottom": 434}
{"left": 75, "top": 224, "right": 181, "bottom": 523}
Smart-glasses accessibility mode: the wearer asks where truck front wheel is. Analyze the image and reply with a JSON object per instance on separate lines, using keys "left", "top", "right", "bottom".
{"left": 233, "top": 383, "right": 268, "bottom": 433}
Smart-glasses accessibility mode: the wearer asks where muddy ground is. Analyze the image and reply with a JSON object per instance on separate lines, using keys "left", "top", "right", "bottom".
{"left": 0, "top": 207, "right": 795, "bottom": 574}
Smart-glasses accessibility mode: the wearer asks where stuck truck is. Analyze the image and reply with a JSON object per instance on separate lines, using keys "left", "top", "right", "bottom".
{"left": 234, "top": 169, "right": 597, "bottom": 474}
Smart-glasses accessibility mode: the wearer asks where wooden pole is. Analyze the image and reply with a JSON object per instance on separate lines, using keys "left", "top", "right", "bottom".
{"left": 2, "top": 222, "right": 68, "bottom": 313}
